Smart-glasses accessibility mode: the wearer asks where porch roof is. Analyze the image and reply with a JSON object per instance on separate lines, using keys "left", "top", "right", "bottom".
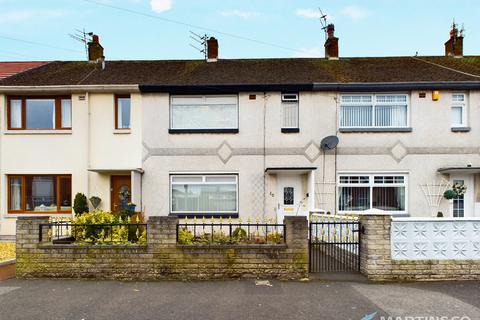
{"left": 437, "top": 166, "right": 480, "bottom": 174}
{"left": 265, "top": 167, "right": 316, "bottom": 174}
{"left": 88, "top": 168, "right": 144, "bottom": 174}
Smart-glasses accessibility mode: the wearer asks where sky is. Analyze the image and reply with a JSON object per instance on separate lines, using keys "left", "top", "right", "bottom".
{"left": 0, "top": 0, "right": 479, "bottom": 61}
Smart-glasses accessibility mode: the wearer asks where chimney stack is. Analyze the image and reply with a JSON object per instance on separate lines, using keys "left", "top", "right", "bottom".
{"left": 445, "top": 22, "right": 464, "bottom": 58}
{"left": 206, "top": 37, "right": 218, "bottom": 62}
{"left": 88, "top": 34, "right": 104, "bottom": 62}
{"left": 324, "top": 24, "right": 339, "bottom": 60}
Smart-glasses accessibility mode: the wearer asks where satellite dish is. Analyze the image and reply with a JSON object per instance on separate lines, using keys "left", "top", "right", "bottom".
{"left": 320, "top": 135, "right": 339, "bottom": 150}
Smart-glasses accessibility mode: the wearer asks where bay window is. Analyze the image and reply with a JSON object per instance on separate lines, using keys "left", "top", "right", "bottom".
{"left": 7, "top": 96, "right": 72, "bottom": 130}
{"left": 340, "top": 94, "right": 408, "bottom": 128}
{"left": 170, "top": 174, "right": 238, "bottom": 216}
{"left": 338, "top": 174, "right": 407, "bottom": 213}
{"left": 170, "top": 95, "right": 238, "bottom": 133}
{"left": 8, "top": 175, "right": 72, "bottom": 213}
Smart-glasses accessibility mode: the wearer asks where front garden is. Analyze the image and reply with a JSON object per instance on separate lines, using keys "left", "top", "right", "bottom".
{"left": 0, "top": 242, "right": 15, "bottom": 262}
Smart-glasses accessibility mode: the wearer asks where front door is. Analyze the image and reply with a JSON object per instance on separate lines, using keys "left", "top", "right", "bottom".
{"left": 277, "top": 174, "right": 305, "bottom": 222}
{"left": 450, "top": 175, "right": 474, "bottom": 217}
{"left": 111, "top": 175, "right": 131, "bottom": 212}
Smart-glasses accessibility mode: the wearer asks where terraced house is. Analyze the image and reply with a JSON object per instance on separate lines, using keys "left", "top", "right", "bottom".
{"left": 1, "top": 24, "right": 480, "bottom": 239}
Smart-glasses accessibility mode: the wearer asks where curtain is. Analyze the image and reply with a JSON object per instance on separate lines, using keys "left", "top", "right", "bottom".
{"left": 338, "top": 187, "right": 370, "bottom": 211}
{"left": 61, "top": 99, "right": 72, "bottom": 128}
{"left": 9, "top": 178, "right": 22, "bottom": 210}
{"left": 10, "top": 100, "right": 22, "bottom": 128}
{"left": 340, "top": 105, "right": 373, "bottom": 127}
{"left": 171, "top": 104, "right": 237, "bottom": 129}
{"left": 375, "top": 105, "right": 407, "bottom": 127}
{"left": 451, "top": 106, "right": 463, "bottom": 126}
{"left": 282, "top": 102, "right": 298, "bottom": 128}
{"left": 172, "top": 184, "right": 237, "bottom": 213}
{"left": 117, "top": 98, "right": 131, "bottom": 129}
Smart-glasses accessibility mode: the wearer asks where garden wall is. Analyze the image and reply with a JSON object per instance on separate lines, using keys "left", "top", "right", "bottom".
{"left": 359, "top": 214, "right": 480, "bottom": 281}
{"left": 15, "top": 216, "right": 308, "bottom": 280}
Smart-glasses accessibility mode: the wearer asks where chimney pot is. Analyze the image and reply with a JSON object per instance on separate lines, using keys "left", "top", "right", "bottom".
{"left": 445, "top": 23, "right": 463, "bottom": 58}
{"left": 88, "top": 34, "right": 104, "bottom": 62}
{"left": 324, "top": 24, "right": 339, "bottom": 60}
{"left": 207, "top": 37, "right": 218, "bottom": 62}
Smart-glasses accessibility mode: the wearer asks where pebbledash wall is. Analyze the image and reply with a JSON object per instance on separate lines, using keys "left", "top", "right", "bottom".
{"left": 15, "top": 216, "right": 308, "bottom": 280}
{"left": 359, "top": 214, "right": 480, "bottom": 281}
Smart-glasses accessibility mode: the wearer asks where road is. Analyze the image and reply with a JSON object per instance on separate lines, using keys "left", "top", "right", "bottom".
{"left": 0, "top": 278, "right": 479, "bottom": 320}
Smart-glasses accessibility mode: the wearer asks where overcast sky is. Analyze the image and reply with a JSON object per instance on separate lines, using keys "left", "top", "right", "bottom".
{"left": 0, "top": 0, "right": 478, "bottom": 61}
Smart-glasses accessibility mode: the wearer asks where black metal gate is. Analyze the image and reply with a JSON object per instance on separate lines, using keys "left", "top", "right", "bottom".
{"left": 309, "top": 216, "right": 361, "bottom": 272}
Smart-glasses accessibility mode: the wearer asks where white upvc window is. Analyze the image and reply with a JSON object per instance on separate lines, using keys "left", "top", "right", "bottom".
{"left": 281, "top": 93, "right": 299, "bottom": 129}
{"left": 451, "top": 93, "right": 467, "bottom": 127}
{"left": 170, "top": 95, "right": 238, "bottom": 130}
{"left": 338, "top": 173, "right": 407, "bottom": 214}
{"left": 170, "top": 174, "right": 238, "bottom": 215}
{"left": 340, "top": 94, "right": 409, "bottom": 128}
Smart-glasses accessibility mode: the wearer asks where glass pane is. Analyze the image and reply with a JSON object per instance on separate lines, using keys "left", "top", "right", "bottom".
{"left": 10, "top": 100, "right": 22, "bottom": 128}
{"left": 452, "top": 94, "right": 465, "bottom": 102}
{"left": 376, "top": 95, "right": 407, "bottom": 103}
{"left": 374, "top": 105, "right": 407, "bottom": 127}
{"left": 26, "top": 99, "right": 55, "bottom": 129}
{"left": 451, "top": 106, "right": 463, "bottom": 126}
{"left": 117, "top": 98, "right": 131, "bottom": 129}
{"left": 282, "top": 102, "right": 299, "bottom": 128}
{"left": 372, "top": 187, "right": 405, "bottom": 211}
{"left": 338, "top": 187, "right": 370, "bottom": 211}
{"left": 25, "top": 176, "right": 56, "bottom": 212}
{"left": 172, "top": 183, "right": 237, "bottom": 212}
{"left": 9, "top": 177, "right": 22, "bottom": 210}
{"left": 171, "top": 176, "right": 203, "bottom": 183}
{"left": 59, "top": 177, "right": 72, "bottom": 211}
{"left": 205, "top": 176, "right": 236, "bottom": 183}
{"left": 341, "top": 95, "right": 372, "bottom": 103}
{"left": 283, "top": 187, "right": 294, "bottom": 205}
{"left": 171, "top": 103, "right": 238, "bottom": 129}
{"left": 339, "top": 176, "right": 369, "bottom": 184}
{"left": 61, "top": 99, "right": 72, "bottom": 128}
{"left": 340, "top": 105, "right": 372, "bottom": 127}
{"left": 453, "top": 179, "right": 465, "bottom": 217}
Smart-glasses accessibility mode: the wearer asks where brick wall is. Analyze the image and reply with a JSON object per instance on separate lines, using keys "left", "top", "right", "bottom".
{"left": 16, "top": 216, "right": 308, "bottom": 280}
{"left": 359, "top": 214, "right": 480, "bottom": 281}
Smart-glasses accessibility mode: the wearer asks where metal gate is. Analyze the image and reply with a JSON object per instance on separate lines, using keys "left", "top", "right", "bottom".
{"left": 309, "top": 216, "right": 361, "bottom": 272}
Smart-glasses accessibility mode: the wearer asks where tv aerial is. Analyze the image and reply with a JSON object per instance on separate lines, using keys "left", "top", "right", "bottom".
{"left": 69, "top": 28, "right": 93, "bottom": 59}
{"left": 189, "top": 31, "right": 208, "bottom": 60}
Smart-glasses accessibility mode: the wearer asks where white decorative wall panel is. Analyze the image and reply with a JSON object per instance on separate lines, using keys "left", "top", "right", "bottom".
{"left": 391, "top": 218, "right": 480, "bottom": 260}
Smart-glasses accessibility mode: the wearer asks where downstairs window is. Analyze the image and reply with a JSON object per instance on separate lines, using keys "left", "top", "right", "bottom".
{"left": 170, "top": 174, "right": 238, "bottom": 215}
{"left": 338, "top": 174, "right": 407, "bottom": 213}
{"left": 8, "top": 175, "right": 72, "bottom": 213}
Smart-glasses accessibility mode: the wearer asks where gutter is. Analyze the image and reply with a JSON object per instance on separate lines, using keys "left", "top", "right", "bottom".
{"left": 0, "top": 84, "right": 140, "bottom": 94}
{"left": 312, "top": 81, "right": 480, "bottom": 91}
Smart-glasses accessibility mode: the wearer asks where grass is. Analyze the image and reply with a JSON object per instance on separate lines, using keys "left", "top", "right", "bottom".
{"left": 0, "top": 242, "right": 15, "bottom": 262}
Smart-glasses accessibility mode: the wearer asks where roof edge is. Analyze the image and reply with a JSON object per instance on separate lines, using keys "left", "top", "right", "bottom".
{"left": 0, "top": 84, "right": 140, "bottom": 94}
{"left": 313, "top": 81, "right": 480, "bottom": 91}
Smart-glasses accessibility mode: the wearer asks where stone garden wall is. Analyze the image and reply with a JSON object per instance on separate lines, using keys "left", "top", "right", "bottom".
{"left": 15, "top": 216, "right": 308, "bottom": 281}
{"left": 359, "top": 214, "right": 480, "bottom": 281}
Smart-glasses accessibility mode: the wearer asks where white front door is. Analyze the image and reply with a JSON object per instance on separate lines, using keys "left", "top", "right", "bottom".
{"left": 276, "top": 174, "right": 306, "bottom": 222}
{"left": 450, "top": 174, "right": 474, "bottom": 217}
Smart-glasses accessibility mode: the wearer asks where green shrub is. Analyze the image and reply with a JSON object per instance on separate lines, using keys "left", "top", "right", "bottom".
{"left": 178, "top": 228, "right": 194, "bottom": 245}
{"left": 232, "top": 227, "right": 247, "bottom": 241}
{"left": 73, "top": 193, "right": 89, "bottom": 215}
{"left": 266, "top": 232, "right": 282, "bottom": 244}
{"left": 443, "top": 189, "right": 457, "bottom": 200}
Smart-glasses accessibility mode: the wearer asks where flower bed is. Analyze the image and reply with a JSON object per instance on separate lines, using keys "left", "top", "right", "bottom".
{"left": 0, "top": 242, "right": 15, "bottom": 262}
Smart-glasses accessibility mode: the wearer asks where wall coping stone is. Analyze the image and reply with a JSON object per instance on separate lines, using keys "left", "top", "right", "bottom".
{"left": 0, "top": 259, "right": 16, "bottom": 267}
{"left": 392, "top": 217, "right": 480, "bottom": 222}
{"left": 39, "top": 244, "right": 148, "bottom": 249}
{"left": 177, "top": 244, "right": 288, "bottom": 249}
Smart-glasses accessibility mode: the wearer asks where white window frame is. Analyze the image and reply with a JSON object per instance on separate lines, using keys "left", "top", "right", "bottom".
{"left": 337, "top": 172, "right": 408, "bottom": 214}
{"left": 281, "top": 93, "right": 299, "bottom": 129}
{"left": 339, "top": 93, "right": 410, "bottom": 128}
{"left": 169, "top": 95, "right": 239, "bottom": 130}
{"left": 451, "top": 92, "right": 467, "bottom": 128}
{"left": 169, "top": 173, "right": 239, "bottom": 215}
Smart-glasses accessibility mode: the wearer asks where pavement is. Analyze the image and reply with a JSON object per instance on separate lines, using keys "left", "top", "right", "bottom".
{"left": 0, "top": 277, "right": 479, "bottom": 320}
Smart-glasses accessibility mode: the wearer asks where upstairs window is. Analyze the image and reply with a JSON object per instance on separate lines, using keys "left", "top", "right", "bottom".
{"left": 340, "top": 94, "right": 408, "bottom": 128}
{"left": 170, "top": 95, "right": 238, "bottom": 133}
{"left": 7, "top": 96, "right": 72, "bottom": 130}
{"left": 451, "top": 93, "right": 466, "bottom": 127}
{"left": 115, "top": 95, "right": 131, "bottom": 129}
{"left": 281, "top": 93, "right": 299, "bottom": 132}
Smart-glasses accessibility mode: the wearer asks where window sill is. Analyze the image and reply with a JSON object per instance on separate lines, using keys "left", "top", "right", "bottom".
{"left": 6, "top": 212, "right": 72, "bottom": 218}
{"left": 4, "top": 130, "right": 73, "bottom": 135}
{"left": 451, "top": 127, "right": 470, "bottom": 132}
{"left": 170, "top": 213, "right": 239, "bottom": 218}
{"left": 169, "top": 129, "right": 239, "bottom": 134}
{"left": 113, "top": 129, "right": 131, "bottom": 134}
{"left": 281, "top": 128, "right": 300, "bottom": 133}
{"left": 339, "top": 127, "right": 412, "bottom": 133}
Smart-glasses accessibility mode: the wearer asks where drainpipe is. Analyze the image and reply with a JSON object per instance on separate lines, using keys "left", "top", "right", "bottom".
{"left": 86, "top": 92, "right": 91, "bottom": 207}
